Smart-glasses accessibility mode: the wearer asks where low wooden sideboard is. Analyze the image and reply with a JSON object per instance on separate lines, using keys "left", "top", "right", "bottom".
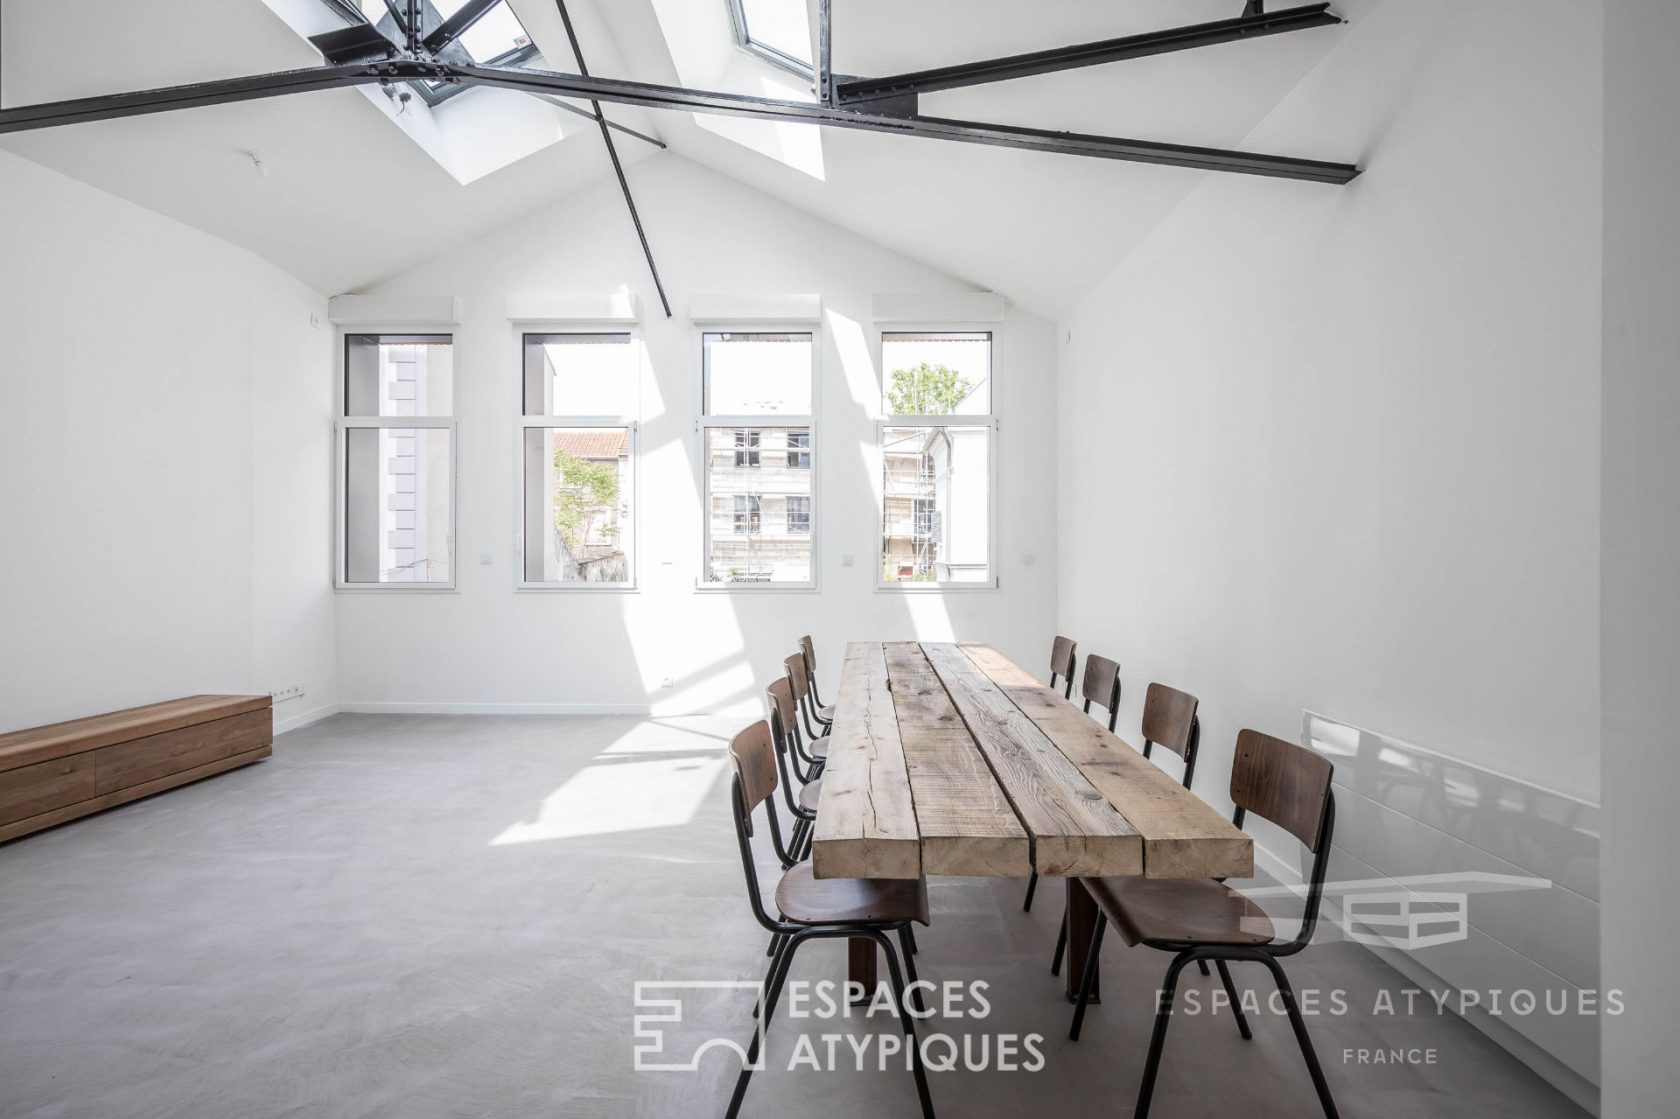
{"left": 0, "top": 695, "right": 273, "bottom": 843}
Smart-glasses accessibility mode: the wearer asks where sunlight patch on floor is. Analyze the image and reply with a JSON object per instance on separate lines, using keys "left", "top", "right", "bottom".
{"left": 490, "top": 752, "right": 726, "bottom": 845}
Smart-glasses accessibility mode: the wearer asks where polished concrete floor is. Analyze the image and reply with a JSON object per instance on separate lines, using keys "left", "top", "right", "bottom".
{"left": 0, "top": 715, "right": 1587, "bottom": 1119}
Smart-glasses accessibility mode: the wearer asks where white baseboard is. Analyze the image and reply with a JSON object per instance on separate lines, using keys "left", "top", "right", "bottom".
{"left": 1249, "top": 843, "right": 1600, "bottom": 1117}
{"left": 273, "top": 702, "right": 340, "bottom": 735}
{"left": 335, "top": 701, "right": 653, "bottom": 716}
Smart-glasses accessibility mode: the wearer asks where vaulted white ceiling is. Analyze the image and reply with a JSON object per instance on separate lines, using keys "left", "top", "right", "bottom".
{"left": 0, "top": 0, "right": 1371, "bottom": 317}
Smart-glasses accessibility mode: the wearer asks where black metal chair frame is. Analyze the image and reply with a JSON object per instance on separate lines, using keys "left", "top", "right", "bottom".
{"left": 771, "top": 677, "right": 826, "bottom": 786}
{"left": 766, "top": 696, "right": 818, "bottom": 862}
{"left": 786, "top": 653, "right": 832, "bottom": 741}
{"left": 799, "top": 636, "right": 827, "bottom": 709}
{"left": 726, "top": 771, "right": 935, "bottom": 1119}
{"left": 778, "top": 687, "right": 825, "bottom": 782}
{"left": 1142, "top": 714, "right": 1200, "bottom": 790}
{"left": 1066, "top": 792, "right": 1340, "bottom": 1119}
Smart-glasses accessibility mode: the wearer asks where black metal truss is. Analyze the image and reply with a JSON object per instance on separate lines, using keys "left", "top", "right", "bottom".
{"left": 832, "top": 3, "right": 1341, "bottom": 104}
{"left": 554, "top": 0, "right": 671, "bottom": 318}
{"left": 0, "top": 58, "right": 1359, "bottom": 184}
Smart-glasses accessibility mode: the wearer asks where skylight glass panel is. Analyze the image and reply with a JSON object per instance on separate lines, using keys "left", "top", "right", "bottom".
{"left": 459, "top": 2, "right": 533, "bottom": 62}
{"left": 316, "top": 0, "right": 539, "bottom": 105}
{"left": 740, "top": 0, "right": 813, "bottom": 65}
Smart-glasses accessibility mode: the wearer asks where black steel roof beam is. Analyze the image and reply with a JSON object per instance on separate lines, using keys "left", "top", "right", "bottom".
{"left": 455, "top": 63, "right": 1360, "bottom": 183}
{"left": 0, "top": 63, "right": 405, "bottom": 134}
{"left": 0, "top": 60, "right": 1360, "bottom": 183}
{"left": 554, "top": 0, "right": 671, "bottom": 318}
{"left": 833, "top": 3, "right": 1340, "bottom": 104}
{"left": 422, "top": 0, "right": 500, "bottom": 54}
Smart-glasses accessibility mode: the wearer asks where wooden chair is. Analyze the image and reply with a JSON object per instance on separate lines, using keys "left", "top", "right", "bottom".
{"left": 768, "top": 675, "right": 825, "bottom": 779}
{"left": 1023, "top": 651, "right": 1123, "bottom": 912}
{"left": 1138, "top": 681, "right": 1201, "bottom": 789}
{"left": 1049, "top": 634, "right": 1077, "bottom": 699}
{"left": 784, "top": 652, "right": 831, "bottom": 740}
{"left": 798, "top": 634, "right": 833, "bottom": 713}
{"left": 1067, "top": 730, "right": 1340, "bottom": 1119}
{"left": 1081, "top": 654, "right": 1123, "bottom": 732}
{"left": 724, "top": 720, "right": 935, "bottom": 1119}
{"left": 1051, "top": 681, "right": 1201, "bottom": 971}
{"left": 766, "top": 678, "right": 821, "bottom": 861}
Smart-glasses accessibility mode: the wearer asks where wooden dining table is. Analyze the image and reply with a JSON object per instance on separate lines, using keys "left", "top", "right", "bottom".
{"left": 812, "top": 641, "right": 1252, "bottom": 999}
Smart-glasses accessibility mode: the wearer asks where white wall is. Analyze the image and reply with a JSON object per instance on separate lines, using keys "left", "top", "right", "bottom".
{"left": 1054, "top": 0, "right": 1602, "bottom": 1097}
{"left": 1600, "top": 1, "right": 1680, "bottom": 1115}
{"left": 1056, "top": 0, "right": 1600, "bottom": 809}
{"left": 334, "top": 154, "right": 1058, "bottom": 714}
{"left": 0, "top": 149, "right": 337, "bottom": 735}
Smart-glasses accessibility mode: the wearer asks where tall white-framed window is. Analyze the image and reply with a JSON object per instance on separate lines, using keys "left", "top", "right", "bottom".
{"left": 878, "top": 329, "right": 997, "bottom": 588}
{"left": 337, "top": 332, "right": 456, "bottom": 589}
{"left": 699, "top": 329, "right": 816, "bottom": 588}
{"left": 518, "top": 331, "right": 638, "bottom": 589}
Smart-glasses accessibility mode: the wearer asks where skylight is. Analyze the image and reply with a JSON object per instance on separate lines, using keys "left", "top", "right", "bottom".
{"left": 319, "top": 0, "right": 539, "bottom": 106}
{"left": 457, "top": 4, "right": 532, "bottom": 62}
{"left": 728, "top": 0, "right": 814, "bottom": 78}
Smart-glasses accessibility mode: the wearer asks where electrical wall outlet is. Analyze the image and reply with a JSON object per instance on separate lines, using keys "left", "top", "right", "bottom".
{"left": 269, "top": 684, "right": 305, "bottom": 704}
{"left": 660, "top": 676, "right": 675, "bottom": 689}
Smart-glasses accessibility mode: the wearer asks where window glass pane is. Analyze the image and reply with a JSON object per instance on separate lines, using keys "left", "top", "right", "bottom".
{"left": 523, "top": 333, "right": 635, "bottom": 416}
{"left": 344, "top": 427, "right": 452, "bottom": 583}
{"left": 523, "top": 427, "right": 631, "bottom": 583}
{"left": 703, "top": 332, "right": 812, "bottom": 414}
{"left": 882, "top": 332, "right": 990, "bottom": 416}
{"left": 881, "top": 425, "right": 989, "bottom": 583}
{"left": 740, "top": 0, "right": 813, "bottom": 63}
{"left": 345, "top": 334, "right": 453, "bottom": 417}
{"left": 706, "top": 425, "right": 812, "bottom": 583}
{"left": 458, "top": 1, "right": 532, "bottom": 61}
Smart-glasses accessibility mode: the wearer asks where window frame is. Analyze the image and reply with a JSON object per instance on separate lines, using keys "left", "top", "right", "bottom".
{"left": 514, "top": 327, "right": 642, "bottom": 592}
{"left": 697, "top": 324, "right": 820, "bottom": 592}
{"left": 723, "top": 0, "right": 815, "bottom": 83}
{"left": 334, "top": 328, "right": 459, "bottom": 592}
{"left": 316, "top": 0, "right": 541, "bottom": 107}
{"left": 875, "top": 325, "right": 1000, "bottom": 592}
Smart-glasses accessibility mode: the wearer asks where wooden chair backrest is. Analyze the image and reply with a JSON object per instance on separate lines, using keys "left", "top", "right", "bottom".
{"left": 1081, "top": 653, "right": 1122, "bottom": 714}
{"left": 766, "top": 678, "right": 797, "bottom": 744}
{"left": 800, "top": 634, "right": 818, "bottom": 674}
{"left": 729, "top": 720, "right": 779, "bottom": 833}
{"left": 784, "top": 653, "right": 811, "bottom": 699}
{"left": 1230, "top": 729, "right": 1334, "bottom": 852}
{"left": 1050, "top": 635, "right": 1077, "bottom": 681}
{"left": 1141, "top": 682, "right": 1198, "bottom": 760}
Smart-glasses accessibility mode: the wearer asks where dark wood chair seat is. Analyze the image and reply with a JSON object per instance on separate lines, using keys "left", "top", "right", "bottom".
{"left": 1084, "top": 875, "right": 1275, "bottom": 948}
{"left": 775, "top": 861, "right": 931, "bottom": 926}
{"left": 726, "top": 718, "right": 935, "bottom": 1116}
{"left": 798, "top": 778, "right": 823, "bottom": 812}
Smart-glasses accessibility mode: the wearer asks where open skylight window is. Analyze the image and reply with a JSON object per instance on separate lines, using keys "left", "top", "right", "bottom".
{"left": 727, "top": 0, "right": 814, "bottom": 78}
{"left": 318, "top": 0, "right": 538, "bottom": 106}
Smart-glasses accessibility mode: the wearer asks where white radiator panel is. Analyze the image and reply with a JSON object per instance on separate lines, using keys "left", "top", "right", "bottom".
{"left": 1303, "top": 712, "right": 1601, "bottom": 1090}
